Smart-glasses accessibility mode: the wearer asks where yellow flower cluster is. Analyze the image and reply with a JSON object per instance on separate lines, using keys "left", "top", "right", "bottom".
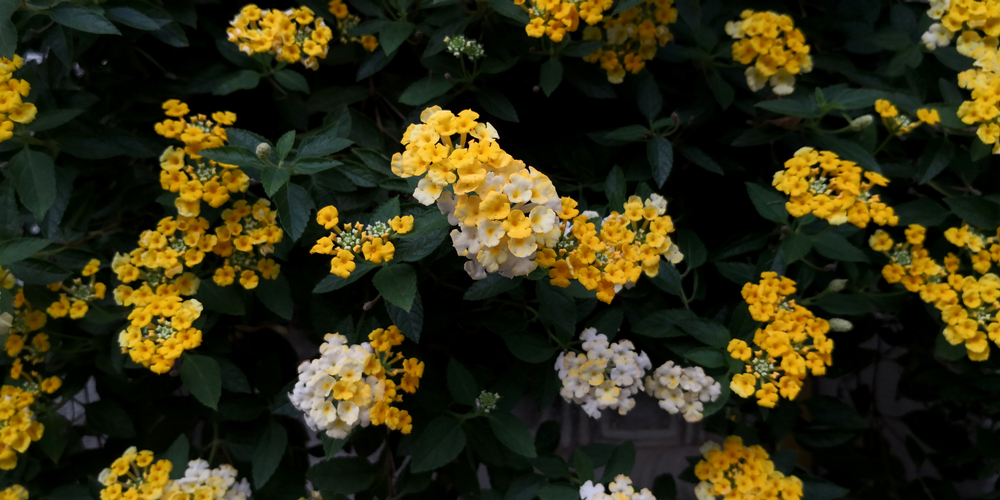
{"left": 310, "top": 206, "right": 413, "bottom": 278}
{"left": 871, "top": 223, "right": 1000, "bottom": 360}
{"left": 391, "top": 106, "right": 561, "bottom": 279}
{"left": 0, "top": 486, "right": 27, "bottom": 500}
{"left": 0, "top": 55, "right": 37, "bottom": 143}
{"left": 45, "top": 259, "right": 107, "bottom": 320}
{"left": 772, "top": 147, "right": 898, "bottom": 228}
{"left": 732, "top": 272, "right": 833, "bottom": 407}
{"left": 0, "top": 385, "right": 45, "bottom": 471}
{"left": 693, "top": 436, "right": 803, "bottom": 500}
{"left": 725, "top": 10, "right": 812, "bottom": 95}
{"left": 874, "top": 99, "right": 942, "bottom": 135}
{"left": 227, "top": 4, "right": 334, "bottom": 70}
{"left": 517, "top": 0, "right": 609, "bottom": 43}
{"left": 290, "top": 326, "right": 423, "bottom": 439}
{"left": 328, "top": 0, "right": 379, "bottom": 52}
{"left": 1, "top": 270, "right": 63, "bottom": 391}
{"left": 154, "top": 101, "right": 250, "bottom": 218}
{"left": 582, "top": 0, "right": 678, "bottom": 83}
{"left": 98, "top": 447, "right": 173, "bottom": 500}
{"left": 537, "top": 194, "right": 683, "bottom": 304}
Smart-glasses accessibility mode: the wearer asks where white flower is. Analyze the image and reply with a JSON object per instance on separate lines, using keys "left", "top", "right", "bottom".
{"left": 580, "top": 481, "right": 605, "bottom": 500}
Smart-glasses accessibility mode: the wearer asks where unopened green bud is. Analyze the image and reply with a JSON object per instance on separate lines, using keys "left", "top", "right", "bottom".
{"left": 849, "top": 114, "right": 873, "bottom": 131}
{"left": 827, "top": 279, "right": 848, "bottom": 293}
{"left": 829, "top": 318, "right": 853, "bottom": 332}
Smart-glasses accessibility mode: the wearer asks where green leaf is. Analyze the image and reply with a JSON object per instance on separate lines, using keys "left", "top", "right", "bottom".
{"left": 255, "top": 274, "right": 293, "bottom": 320}
{"left": 562, "top": 40, "right": 604, "bottom": 57}
{"left": 801, "top": 477, "right": 850, "bottom": 500}
{"left": 679, "top": 145, "right": 723, "bottom": 175}
{"left": 464, "top": 274, "right": 524, "bottom": 300}
{"left": 814, "top": 233, "right": 869, "bottom": 263}
{"left": 780, "top": 233, "right": 812, "bottom": 264}
{"left": 633, "top": 309, "right": 693, "bottom": 338}
{"left": 447, "top": 359, "right": 479, "bottom": 405}
{"left": 571, "top": 449, "right": 594, "bottom": 482}
{"left": 380, "top": 21, "right": 415, "bottom": 55}
{"left": 636, "top": 73, "right": 663, "bottom": 122}
{"left": 291, "top": 158, "right": 343, "bottom": 175}
{"left": 585, "top": 307, "right": 624, "bottom": 337}
{"left": 0, "top": 238, "right": 51, "bottom": 266}
{"left": 501, "top": 331, "right": 556, "bottom": 363}
{"left": 49, "top": 4, "right": 121, "bottom": 35}
{"left": 274, "top": 70, "right": 310, "bottom": 93}
{"left": 648, "top": 263, "right": 683, "bottom": 296}
{"left": 298, "top": 132, "right": 353, "bottom": 159}
{"left": 0, "top": 2, "right": 16, "bottom": 59}
{"left": 399, "top": 75, "right": 453, "bottom": 106}
{"left": 36, "top": 413, "right": 69, "bottom": 464}
{"left": 371, "top": 197, "right": 401, "bottom": 222}
{"left": 755, "top": 97, "right": 819, "bottom": 118}
{"left": 0, "top": 180, "right": 17, "bottom": 239}
{"left": 181, "top": 354, "right": 223, "bottom": 410}
{"left": 307, "top": 457, "right": 378, "bottom": 493}
{"left": 648, "top": 137, "right": 674, "bottom": 188}
{"left": 678, "top": 318, "right": 730, "bottom": 348}
{"left": 373, "top": 264, "right": 418, "bottom": 311}
{"left": 652, "top": 474, "right": 677, "bottom": 500}
{"left": 105, "top": 6, "right": 169, "bottom": 30}
{"left": 313, "top": 262, "right": 376, "bottom": 293}
{"left": 276, "top": 130, "right": 296, "bottom": 161}
{"left": 214, "top": 70, "right": 262, "bottom": 95}
{"left": 410, "top": 416, "right": 467, "bottom": 473}
{"left": 745, "top": 182, "right": 788, "bottom": 223}
{"left": 684, "top": 347, "right": 727, "bottom": 368}
{"left": 320, "top": 434, "right": 348, "bottom": 459}
{"left": 27, "top": 109, "right": 83, "bottom": 132}
{"left": 605, "top": 165, "right": 626, "bottom": 211}
{"left": 714, "top": 262, "right": 755, "bottom": 285}
{"left": 198, "top": 146, "right": 267, "bottom": 170}
{"left": 215, "top": 357, "right": 252, "bottom": 393}
{"left": 537, "top": 281, "right": 576, "bottom": 337}
{"left": 612, "top": 0, "right": 644, "bottom": 15}
{"left": 944, "top": 197, "right": 1000, "bottom": 229}
{"left": 489, "top": 0, "right": 530, "bottom": 24}
{"left": 488, "top": 413, "right": 537, "bottom": 458}
{"left": 85, "top": 400, "right": 135, "bottom": 438}
{"left": 162, "top": 434, "right": 191, "bottom": 480}
{"left": 677, "top": 229, "right": 706, "bottom": 269}
{"left": 253, "top": 421, "right": 288, "bottom": 488}
{"left": 196, "top": 280, "right": 246, "bottom": 315}
{"left": 894, "top": 199, "right": 949, "bottom": 227}
{"left": 600, "top": 441, "right": 636, "bottom": 482}
{"left": 10, "top": 258, "right": 71, "bottom": 284}
{"left": 262, "top": 168, "right": 291, "bottom": 197}
{"left": 9, "top": 148, "right": 57, "bottom": 221}
{"left": 816, "top": 294, "right": 870, "bottom": 316}
{"left": 603, "top": 125, "right": 649, "bottom": 143}
{"left": 273, "top": 182, "right": 314, "bottom": 242}
{"left": 820, "top": 86, "right": 886, "bottom": 110}
{"left": 387, "top": 292, "right": 422, "bottom": 342}
{"left": 476, "top": 88, "right": 519, "bottom": 122}
{"left": 708, "top": 71, "right": 734, "bottom": 110}
{"left": 540, "top": 59, "right": 563, "bottom": 97}
{"left": 918, "top": 138, "right": 955, "bottom": 185}
{"left": 395, "top": 210, "right": 451, "bottom": 262}
{"left": 538, "top": 485, "right": 578, "bottom": 500}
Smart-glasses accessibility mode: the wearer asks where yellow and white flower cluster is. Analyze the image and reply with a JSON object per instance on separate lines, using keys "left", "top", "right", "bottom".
{"left": 392, "top": 106, "right": 561, "bottom": 279}
{"left": 554, "top": 328, "right": 652, "bottom": 418}
{"left": 290, "top": 328, "right": 420, "bottom": 439}
{"left": 644, "top": 360, "right": 721, "bottom": 423}
{"left": 725, "top": 10, "right": 812, "bottom": 95}
{"left": 579, "top": 475, "right": 655, "bottom": 500}
{"left": 162, "top": 459, "right": 251, "bottom": 500}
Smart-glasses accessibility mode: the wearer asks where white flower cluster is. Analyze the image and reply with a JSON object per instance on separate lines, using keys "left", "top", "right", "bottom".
{"left": 644, "top": 361, "right": 721, "bottom": 423}
{"left": 579, "top": 475, "right": 654, "bottom": 500}
{"left": 289, "top": 333, "right": 383, "bottom": 439}
{"left": 163, "top": 459, "right": 251, "bottom": 500}
{"left": 555, "top": 328, "right": 652, "bottom": 419}
{"left": 920, "top": 0, "right": 952, "bottom": 50}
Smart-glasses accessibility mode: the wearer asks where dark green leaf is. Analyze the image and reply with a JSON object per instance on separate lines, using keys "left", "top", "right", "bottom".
{"left": 274, "top": 70, "right": 310, "bottom": 93}
{"left": 684, "top": 347, "right": 727, "bottom": 368}
{"left": 10, "top": 259, "right": 71, "bottom": 284}
{"left": 85, "top": 400, "right": 135, "bottom": 438}
{"left": 755, "top": 97, "right": 818, "bottom": 118}
{"left": 464, "top": 274, "right": 524, "bottom": 300}
{"left": 162, "top": 434, "right": 191, "bottom": 479}
{"left": 0, "top": 238, "right": 51, "bottom": 266}
{"left": 308, "top": 457, "right": 378, "bottom": 493}
{"left": 678, "top": 318, "right": 730, "bottom": 348}
{"left": 27, "top": 109, "right": 83, "bottom": 132}
{"left": 814, "top": 233, "right": 869, "bottom": 263}
{"left": 600, "top": 441, "right": 636, "bottom": 482}
{"left": 399, "top": 75, "right": 453, "bottom": 106}
{"left": 813, "top": 134, "right": 881, "bottom": 173}
{"left": 714, "top": 262, "right": 755, "bottom": 285}
{"left": 199, "top": 146, "right": 267, "bottom": 170}
{"left": 501, "top": 331, "right": 556, "bottom": 363}
{"left": 276, "top": 130, "right": 296, "bottom": 161}
{"left": 633, "top": 309, "right": 695, "bottom": 338}
{"left": 395, "top": 210, "right": 451, "bottom": 262}
{"left": 708, "top": 71, "right": 734, "bottom": 110}
{"left": 255, "top": 274, "right": 293, "bottom": 320}
{"left": 373, "top": 264, "right": 418, "bottom": 311}
{"left": 105, "top": 6, "right": 169, "bottom": 30}
{"left": 253, "top": 421, "right": 288, "bottom": 488}
{"left": 605, "top": 165, "right": 626, "bottom": 211}
{"left": 49, "top": 4, "right": 121, "bottom": 35}
{"left": 291, "top": 158, "right": 343, "bottom": 175}
{"left": 262, "top": 168, "right": 291, "bottom": 197}
{"left": 476, "top": 89, "right": 519, "bottom": 122}
{"left": 181, "top": 354, "right": 223, "bottom": 410}
{"left": 679, "top": 145, "right": 723, "bottom": 175}
{"left": 274, "top": 182, "right": 314, "bottom": 242}
{"left": 387, "top": 292, "right": 422, "bottom": 342}
{"left": 380, "top": 21, "right": 415, "bottom": 55}
{"left": 488, "top": 413, "right": 537, "bottom": 458}
{"left": 780, "top": 233, "right": 812, "bottom": 264}
{"left": 919, "top": 139, "right": 955, "bottom": 184}
{"left": 410, "top": 416, "right": 467, "bottom": 473}
{"left": 447, "top": 359, "right": 479, "bottom": 405}
{"left": 648, "top": 137, "right": 674, "bottom": 188}
{"left": 196, "top": 280, "right": 246, "bottom": 315}
{"left": 571, "top": 449, "right": 594, "bottom": 482}
{"left": 214, "top": 70, "right": 262, "bottom": 95}
{"left": 944, "top": 197, "right": 1000, "bottom": 229}
{"left": 677, "top": 229, "right": 706, "bottom": 269}
{"left": 540, "top": 59, "right": 563, "bottom": 97}
{"left": 313, "top": 262, "right": 376, "bottom": 293}
{"left": 9, "top": 148, "right": 57, "bottom": 221}
{"left": 746, "top": 182, "right": 788, "bottom": 223}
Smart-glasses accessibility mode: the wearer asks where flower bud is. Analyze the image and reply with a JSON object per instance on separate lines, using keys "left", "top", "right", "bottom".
{"left": 849, "top": 114, "right": 873, "bottom": 131}
{"left": 826, "top": 279, "right": 848, "bottom": 293}
{"left": 255, "top": 142, "right": 272, "bottom": 160}
{"left": 829, "top": 318, "right": 853, "bottom": 332}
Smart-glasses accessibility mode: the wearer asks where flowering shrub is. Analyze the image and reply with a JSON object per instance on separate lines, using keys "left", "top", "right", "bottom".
{"left": 2, "top": 0, "right": 999, "bottom": 499}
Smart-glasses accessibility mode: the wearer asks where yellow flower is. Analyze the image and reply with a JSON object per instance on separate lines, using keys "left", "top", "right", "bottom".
{"left": 317, "top": 206, "right": 340, "bottom": 229}
{"left": 362, "top": 238, "right": 395, "bottom": 264}
{"left": 917, "top": 108, "right": 941, "bottom": 125}
{"left": 730, "top": 373, "right": 757, "bottom": 398}
{"left": 389, "top": 215, "right": 414, "bottom": 234}
{"left": 755, "top": 382, "right": 780, "bottom": 407}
